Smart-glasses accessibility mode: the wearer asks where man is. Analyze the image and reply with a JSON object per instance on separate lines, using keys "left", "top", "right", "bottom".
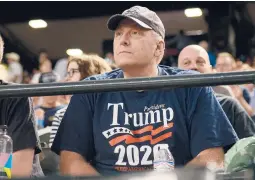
{"left": 52, "top": 6, "right": 238, "bottom": 176}
{"left": 178, "top": 45, "right": 255, "bottom": 139}
{"left": 0, "top": 35, "right": 44, "bottom": 177}
{"left": 216, "top": 52, "right": 254, "bottom": 116}
{"left": 179, "top": 45, "right": 233, "bottom": 97}
{"left": 216, "top": 52, "right": 237, "bottom": 73}
{"left": 5, "top": 52, "right": 23, "bottom": 83}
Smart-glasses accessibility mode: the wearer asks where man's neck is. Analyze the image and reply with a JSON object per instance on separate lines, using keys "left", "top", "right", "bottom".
{"left": 123, "top": 65, "right": 159, "bottom": 78}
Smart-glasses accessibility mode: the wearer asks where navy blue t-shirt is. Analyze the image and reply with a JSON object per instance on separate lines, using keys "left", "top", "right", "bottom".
{"left": 51, "top": 66, "right": 238, "bottom": 175}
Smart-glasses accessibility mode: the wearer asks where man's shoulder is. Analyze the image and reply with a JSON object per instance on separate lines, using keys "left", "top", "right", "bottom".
{"left": 216, "top": 94, "right": 237, "bottom": 104}
{"left": 0, "top": 80, "right": 31, "bottom": 106}
{"left": 216, "top": 94, "right": 244, "bottom": 113}
{"left": 83, "top": 66, "right": 198, "bottom": 80}
{"left": 83, "top": 69, "right": 123, "bottom": 81}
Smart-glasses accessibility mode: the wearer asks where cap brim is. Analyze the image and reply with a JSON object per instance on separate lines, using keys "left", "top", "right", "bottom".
{"left": 107, "top": 14, "right": 152, "bottom": 31}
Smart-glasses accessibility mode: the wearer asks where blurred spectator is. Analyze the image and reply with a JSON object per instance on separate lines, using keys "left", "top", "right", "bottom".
{"left": 166, "top": 30, "right": 194, "bottom": 51}
{"left": 34, "top": 72, "right": 64, "bottom": 129}
{"left": 216, "top": 52, "right": 254, "bottom": 116}
{"left": 104, "top": 52, "right": 115, "bottom": 64}
{"left": 178, "top": 45, "right": 255, "bottom": 138}
{"left": 198, "top": 40, "right": 217, "bottom": 67}
{"left": 241, "top": 64, "right": 255, "bottom": 113}
{"left": 49, "top": 53, "right": 112, "bottom": 147}
{"left": 216, "top": 52, "right": 237, "bottom": 73}
{"left": 22, "top": 71, "right": 31, "bottom": 84}
{"left": 6, "top": 52, "right": 23, "bottom": 83}
{"left": 30, "top": 59, "right": 53, "bottom": 84}
{"left": 38, "top": 49, "right": 49, "bottom": 64}
{"left": 54, "top": 58, "right": 68, "bottom": 80}
{"left": 0, "top": 63, "right": 8, "bottom": 81}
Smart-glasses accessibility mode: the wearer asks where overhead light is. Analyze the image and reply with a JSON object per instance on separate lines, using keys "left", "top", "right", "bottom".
{"left": 184, "top": 8, "right": 203, "bottom": 17}
{"left": 29, "top": 19, "right": 47, "bottom": 29}
{"left": 66, "top": 49, "right": 83, "bottom": 56}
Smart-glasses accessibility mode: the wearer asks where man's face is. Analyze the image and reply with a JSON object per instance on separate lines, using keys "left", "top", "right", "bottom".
{"left": 216, "top": 56, "right": 233, "bottom": 73}
{"left": 178, "top": 46, "right": 212, "bottom": 73}
{"left": 113, "top": 19, "right": 159, "bottom": 69}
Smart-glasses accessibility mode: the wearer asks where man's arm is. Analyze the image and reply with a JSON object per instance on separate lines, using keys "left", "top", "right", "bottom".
{"left": 12, "top": 149, "right": 35, "bottom": 177}
{"left": 4, "top": 97, "right": 41, "bottom": 177}
{"left": 51, "top": 94, "right": 96, "bottom": 176}
{"left": 60, "top": 151, "right": 99, "bottom": 176}
{"left": 186, "top": 147, "right": 224, "bottom": 168}
{"left": 224, "top": 96, "right": 255, "bottom": 138}
{"left": 186, "top": 86, "right": 238, "bottom": 168}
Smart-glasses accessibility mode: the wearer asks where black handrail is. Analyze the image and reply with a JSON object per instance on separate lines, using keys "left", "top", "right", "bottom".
{"left": 0, "top": 71, "right": 254, "bottom": 98}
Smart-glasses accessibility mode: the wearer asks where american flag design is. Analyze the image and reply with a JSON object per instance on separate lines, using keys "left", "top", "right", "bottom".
{"left": 102, "top": 122, "right": 173, "bottom": 146}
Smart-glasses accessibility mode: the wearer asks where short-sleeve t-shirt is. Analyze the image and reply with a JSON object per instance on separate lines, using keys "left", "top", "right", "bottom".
{"left": 0, "top": 80, "right": 44, "bottom": 177}
{"left": 216, "top": 94, "right": 255, "bottom": 139}
{"left": 51, "top": 66, "right": 238, "bottom": 176}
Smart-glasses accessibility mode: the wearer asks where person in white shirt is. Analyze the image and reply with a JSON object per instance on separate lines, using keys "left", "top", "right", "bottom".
{"left": 6, "top": 52, "right": 23, "bottom": 83}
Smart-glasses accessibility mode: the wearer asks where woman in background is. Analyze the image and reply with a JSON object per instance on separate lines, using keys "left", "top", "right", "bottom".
{"left": 49, "top": 54, "right": 112, "bottom": 146}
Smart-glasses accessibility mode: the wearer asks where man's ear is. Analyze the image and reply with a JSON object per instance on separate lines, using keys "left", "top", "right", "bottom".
{"left": 154, "top": 41, "right": 164, "bottom": 57}
{"left": 154, "top": 41, "right": 165, "bottom": 64}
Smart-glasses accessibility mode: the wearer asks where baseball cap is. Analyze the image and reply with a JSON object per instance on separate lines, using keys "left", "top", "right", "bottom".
{"left": 107, "top": 5, "right": 165, "bottom": 39}
{"left": 39, "top": 72, "right": 59, "bottom": 83}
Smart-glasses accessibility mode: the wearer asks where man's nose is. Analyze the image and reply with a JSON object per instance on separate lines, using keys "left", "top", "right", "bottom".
{"left": 190, "top": 64, "right": 198, "bottom": 71}
{"left": 119, "top": 32, "right": 130, "bottom": 46}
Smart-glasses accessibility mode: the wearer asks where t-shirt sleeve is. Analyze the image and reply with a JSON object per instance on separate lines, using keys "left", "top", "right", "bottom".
{"left": 51, "top": 93, "right": 95, "bottom": 160}
{"left": 5, "top": 97, "right": 41, "bottom": 154}
{"left": 188, "top": 87, "right": 239, "bottom": 158}
{"left": 231, "top": 99, "right": 255, "bottom": 138}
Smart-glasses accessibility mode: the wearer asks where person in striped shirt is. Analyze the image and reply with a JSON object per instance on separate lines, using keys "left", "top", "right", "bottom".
{"left": 49, "top": 54, "right": 112, "bottom": 147}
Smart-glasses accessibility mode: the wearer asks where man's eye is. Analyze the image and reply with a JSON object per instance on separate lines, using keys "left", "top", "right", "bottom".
{"left": 115, "top": 32, "right": 122, "bottom": 37}
{"left": 131, "top": 31, "right": 139, "bottom": 36}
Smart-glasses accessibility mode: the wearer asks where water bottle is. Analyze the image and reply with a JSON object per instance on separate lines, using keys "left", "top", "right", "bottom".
{"left": 0, "top": 125, "right": 12, "bottom": 179}
{"left": 153, "top": 148, "right": 175, "bottom": 172}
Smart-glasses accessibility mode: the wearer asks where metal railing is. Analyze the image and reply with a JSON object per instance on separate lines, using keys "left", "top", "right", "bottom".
{"left": 0, "top": 71, "right": 254, "bottom": 98}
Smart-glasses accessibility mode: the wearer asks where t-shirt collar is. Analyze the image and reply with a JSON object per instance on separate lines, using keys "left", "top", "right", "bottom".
{"left": 117, "top": 65, "right": 165, "bottom": 79}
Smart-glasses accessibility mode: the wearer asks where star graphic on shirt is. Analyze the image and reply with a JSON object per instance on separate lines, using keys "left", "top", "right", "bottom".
{"left": 119, "top": 128, "right": 123, "bottom": 132}
{"left": 107, "top": 131, "right": 111, "bottom": 136}
{"left": 113, "top": 128, "right": 118, "bottom": 133}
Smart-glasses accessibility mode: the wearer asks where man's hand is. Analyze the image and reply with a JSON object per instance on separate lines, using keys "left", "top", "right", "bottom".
{"left": 186, "top": 147, "right": 224, "bottom": 169}
{"left": 60, "top": 151, "right": 100, "bottom": 177}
